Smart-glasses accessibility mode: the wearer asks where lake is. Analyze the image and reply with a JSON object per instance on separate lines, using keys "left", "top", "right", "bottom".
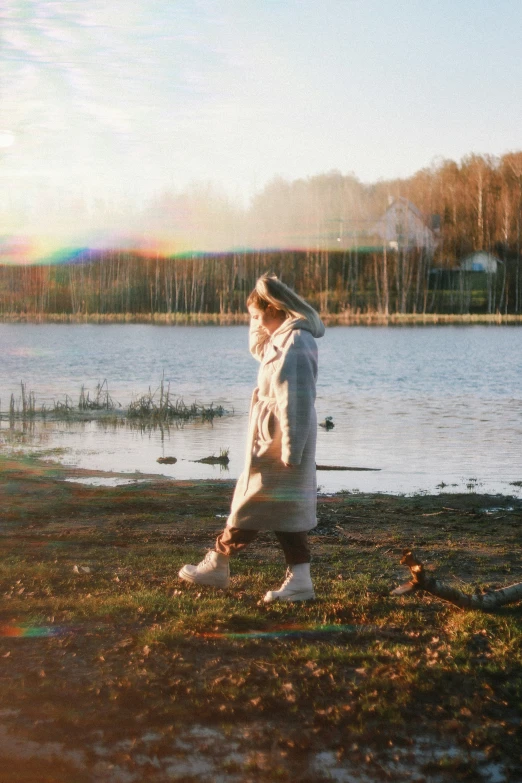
{"left": 1, "top": 323, "right": 521, "bottom": 496}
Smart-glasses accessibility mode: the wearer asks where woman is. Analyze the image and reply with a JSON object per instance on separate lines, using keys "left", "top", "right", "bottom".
{"left": 179, "top": 274, "right": 325, "bottom": 602}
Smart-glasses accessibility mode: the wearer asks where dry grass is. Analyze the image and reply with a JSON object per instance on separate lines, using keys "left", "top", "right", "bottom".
{"left": 1, "top": 311, "right": 522, "bottom": 325}
{"left": 1, "top": 453, "right": 521, "bottom": 782}
{"left": 2, "top": 379, "right": 226, "bottom": 425}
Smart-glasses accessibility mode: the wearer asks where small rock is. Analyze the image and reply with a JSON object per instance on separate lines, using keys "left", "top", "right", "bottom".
{"left": 157, "top": 456, "right": 177, "bottom": 464}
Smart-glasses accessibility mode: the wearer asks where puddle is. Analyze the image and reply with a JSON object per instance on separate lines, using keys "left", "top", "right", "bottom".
{"left": 0, "top": 724, "right": 87, "bottom": 775}
{"left": 312, "top": 740, "right": 508, "bottom": 783}
{"left": 480, "top": 506, "right": 515, "bottom": 514}
{"left": 0, "top": 719, "right": 510, "bottom": 783}
{"left": 62, "top": 476, "right": 153, "bottom": 487}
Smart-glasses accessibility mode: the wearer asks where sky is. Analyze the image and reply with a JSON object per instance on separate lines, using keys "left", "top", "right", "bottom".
{"left": 1, "top": 0, "right": 522, "bottom": 255}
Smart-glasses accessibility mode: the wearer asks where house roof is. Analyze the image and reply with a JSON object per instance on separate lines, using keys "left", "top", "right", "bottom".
{"left": 370, "top": 197, "right": 437, "bottom": 250}
{"left": 385, "top": 197, "right": 424, "bottom": 220}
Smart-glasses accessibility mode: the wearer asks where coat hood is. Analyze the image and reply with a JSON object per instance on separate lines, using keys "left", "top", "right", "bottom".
{"left": 274, "top": 315, "right": 325, "bottom": 340}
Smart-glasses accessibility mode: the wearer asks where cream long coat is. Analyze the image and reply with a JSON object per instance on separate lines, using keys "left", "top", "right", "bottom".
{"left": 226, "top": 315, "right": 325, "bottom": 532}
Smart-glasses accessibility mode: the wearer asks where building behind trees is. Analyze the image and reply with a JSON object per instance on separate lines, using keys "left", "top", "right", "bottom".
{"left": 1, "top": 151, "right": 522, "bottom": 316}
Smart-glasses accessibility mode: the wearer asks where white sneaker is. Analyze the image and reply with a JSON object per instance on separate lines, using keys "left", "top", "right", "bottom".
{"left": 178, "top": 551, "right": 230, "bottom": 588}
{"left": 263, "top": 563, "right": 315, "bottom": 603}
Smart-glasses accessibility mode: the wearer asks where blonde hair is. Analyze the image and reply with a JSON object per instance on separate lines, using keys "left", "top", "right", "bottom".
{"left": 247, "top": 274, "right": 323, "bottom": 334}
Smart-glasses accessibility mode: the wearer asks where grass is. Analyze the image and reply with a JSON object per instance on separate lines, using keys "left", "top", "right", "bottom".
{"left": 1, "top": 453, "right": 521, "bottom": 781}
{"left": 78, "top": 379, "right": 116, "bottom": 411}
{"left": 128, "top": 377, "right": 225, "bottom": 424}
{"left": 2, "top": 378, "right": 226, "bottom": 425}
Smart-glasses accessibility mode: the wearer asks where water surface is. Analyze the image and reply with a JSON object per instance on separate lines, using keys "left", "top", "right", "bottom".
{"left": 1, "top": 323, "right": 521, "bottom": 496}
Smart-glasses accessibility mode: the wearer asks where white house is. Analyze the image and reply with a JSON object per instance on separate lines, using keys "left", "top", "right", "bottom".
{"left": 371, "top": 197, "right": 438, "bottom": 252}
{"left": 460, "top": 252, "right": 500, "bottom": 274}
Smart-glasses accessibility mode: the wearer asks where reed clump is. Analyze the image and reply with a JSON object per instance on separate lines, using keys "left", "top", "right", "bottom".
{"left": 6, "top": 382, "right": 38, "bottom": 421}
{"left": 1, "top": 379, "right": 226, "bottom": 424}
{"left": 53, "top": 394, "right": 75, "bottom": 414}
{"left": 127, "top": 378, "right": 225, "bottom": 423}
{"left": 8, "top": 383, "right": 37, "bottom": 423}
{"left": 79, "top": 380, "right": 117, "bottom": 411}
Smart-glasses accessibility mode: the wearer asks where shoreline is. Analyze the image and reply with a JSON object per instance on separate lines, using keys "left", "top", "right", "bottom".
{"left": 3, "top": 449, "right": 522, "bottom": 504}
{"left": 4, "top": 450, "right": 522, "bottom": 499}
{"left": 1, "top": 311, "right": 522, "bottom": 325}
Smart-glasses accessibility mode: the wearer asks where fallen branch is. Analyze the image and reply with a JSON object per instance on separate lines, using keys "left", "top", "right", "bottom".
{"left": 316, "top": 464, "right": 381, "bottom": 471}
{"left": 391, "top": 549, "right": 522, "bottom": 611}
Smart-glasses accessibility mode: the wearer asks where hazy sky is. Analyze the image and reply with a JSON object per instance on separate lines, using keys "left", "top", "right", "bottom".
{"left": 2, "top": 0, "right": 522, "bottom": 213}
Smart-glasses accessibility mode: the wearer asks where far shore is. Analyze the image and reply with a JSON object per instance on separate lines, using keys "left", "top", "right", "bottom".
{"left": 1, "top": 310, "right": 522, "bottom": 325}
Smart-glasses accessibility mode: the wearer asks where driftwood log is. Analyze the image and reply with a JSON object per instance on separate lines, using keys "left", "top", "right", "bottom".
{"left": 391, "top": 549, "right": 522, "bottom": 611}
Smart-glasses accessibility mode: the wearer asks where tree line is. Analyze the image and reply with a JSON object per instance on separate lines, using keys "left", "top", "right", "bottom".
{"left": 0, "top": 247, "right": 517, "bottom": 316}
{"left": 2, "top": 151, "right": 522, "bottom": 316}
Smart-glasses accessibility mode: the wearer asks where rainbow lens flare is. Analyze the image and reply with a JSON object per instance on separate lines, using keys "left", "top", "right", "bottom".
{"left": 202, "top": 624, "right": 360, "bottom": 640}
{"left": 0, "top": 625, "right": 61, "bottom": 638}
